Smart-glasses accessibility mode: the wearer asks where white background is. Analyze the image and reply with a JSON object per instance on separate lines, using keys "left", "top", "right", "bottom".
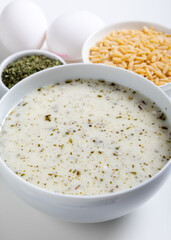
{"left": 0, "top": 0, "right": 171, "bottom": 240}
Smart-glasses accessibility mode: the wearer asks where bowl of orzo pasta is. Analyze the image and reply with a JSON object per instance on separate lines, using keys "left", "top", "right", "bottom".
{"left": 82, "top": 21, "right": 171, "bottom": 86}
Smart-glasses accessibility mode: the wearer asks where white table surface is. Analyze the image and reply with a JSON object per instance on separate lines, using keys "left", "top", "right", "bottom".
{"left": 0, "top": 0, "right": 171, "bottom": 240}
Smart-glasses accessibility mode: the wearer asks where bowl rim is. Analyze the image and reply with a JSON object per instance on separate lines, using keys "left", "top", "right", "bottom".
{"left": 0, "top": 63, "right": 171, "bottom": 200}
{"left": 0, "top": 49, "right": 66, "bottom": 92}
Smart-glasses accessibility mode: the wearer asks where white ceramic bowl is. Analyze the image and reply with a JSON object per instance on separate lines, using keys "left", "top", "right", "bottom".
{"left": 0, "top": 49, "right": 66, "bottom": 98}
{"left": 0, "top": 64, "right": 171, "bottom": 223}
{"left": 82, "top": 21, "right": 171, "bottom": 88}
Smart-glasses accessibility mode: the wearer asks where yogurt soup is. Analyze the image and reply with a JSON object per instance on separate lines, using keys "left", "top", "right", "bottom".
{"left": 0, "top": 79, "right": 170, "bottom": 196}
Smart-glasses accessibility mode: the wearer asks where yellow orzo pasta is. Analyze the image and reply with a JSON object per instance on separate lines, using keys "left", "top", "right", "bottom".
{"left": 89, "top": 27, "right": 171, "bottom": 86}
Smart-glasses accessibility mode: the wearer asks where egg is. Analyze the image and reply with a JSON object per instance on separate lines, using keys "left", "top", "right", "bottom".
{"left": 0, "top": 0, "right": 47, "bottom": 53}
{"left": 46, "top": 11, "right": 105, "bottom": 61}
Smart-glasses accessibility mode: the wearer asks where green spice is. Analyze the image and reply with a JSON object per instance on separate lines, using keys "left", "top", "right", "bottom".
{"left": 2, "top": 55, "right": 63, "bottom": 88}
{"left": 45, "top": 114, "right": 51, "bottom": 122}
{"left": 161, "top": 126, "right": 168, "bottom": 130}
{"left": 159, "top": 113, "right": 167, "bottom": 121}
{"left": 75, "top": 185, "right": 80, "bottom": 190}
{"left": 65, "top": 80, "right": 73, "bottom": 84}
{"left": 130, "top": 172, "right": 137, "bottom": 175}
{"left": 76, "top": 171, "right": 81, "bottom": 176}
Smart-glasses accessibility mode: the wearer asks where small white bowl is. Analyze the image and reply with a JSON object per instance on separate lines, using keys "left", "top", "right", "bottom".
{"left": 82, "top": 21, "right": 171, "bottom": 87}
{"left": 0, "top": 63, "right": 171, "bottom": 223}
{"left": 0, "top": 49, "right": 66, "bottom": 98}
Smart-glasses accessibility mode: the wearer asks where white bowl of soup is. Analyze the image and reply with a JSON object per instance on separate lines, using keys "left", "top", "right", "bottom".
{"left": 0, "top": 63, "right": 171, "bottom": 223}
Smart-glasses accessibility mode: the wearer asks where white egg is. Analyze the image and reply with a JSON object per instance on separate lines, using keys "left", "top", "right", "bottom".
{"left": 46, "top": 11, "right": 105, "bottom": 61}
{"left": 0, "top": 0, "right": 47, "bottom": 53}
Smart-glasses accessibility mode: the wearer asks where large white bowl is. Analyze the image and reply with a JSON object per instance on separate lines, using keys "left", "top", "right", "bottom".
{"left": 0, "top": 64, "right": 171, "bottom": 223}
{"left": 0, "top": 49, "right": 66, "bottom": 98}
{"left": 82, "top": 21, "right": 171, "bottom": 88}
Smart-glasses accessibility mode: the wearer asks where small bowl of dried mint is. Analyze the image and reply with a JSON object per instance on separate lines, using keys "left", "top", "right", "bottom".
{"left": 0, "top": 49, "right": 66, "bottom": 98}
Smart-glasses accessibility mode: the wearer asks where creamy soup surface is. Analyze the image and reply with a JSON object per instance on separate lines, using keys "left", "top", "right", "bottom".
{"left": 0, "top": 79, "right": 170, "bottom": 196}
